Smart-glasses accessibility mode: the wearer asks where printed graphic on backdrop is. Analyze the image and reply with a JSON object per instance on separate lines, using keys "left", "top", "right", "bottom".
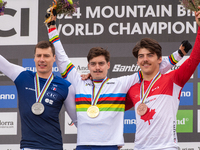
{"left": 109, "top": 56, "right": 192, "bottom": 78}
{"left": 179, "top": 83, "right": 193, "bottom": 105}
{"left": 0, "top": 0, "right": 200, "bottom": 147}
{"left": 22, "top": 57, "right": 89, "bottom": 77}
{"left": 0, "top": 0, "right": 38, "bottom": 45}
{"left": 0, "top": 112, "right": 17, "bottom": 135}
{"left": 198, "top": 82, "right": 200, "bottom": 106}
{"left": 64, "top": 112, "right": 77, "bottom": 134}
{"left": 0, "top": 144, "right": 20, "bottom": 150}
{"left": 22, "top": 58, "right": 60, "bottom": 77}
{"left": 0, "top": 85, "right": 17, "bottom": 108}
{"left": 124, "top": 110, "right": 136, "bottom": 133}
{"left": 198, "top": 110, "right": 200, "bottom": 133}
{"left": 70, "top": 57, "right": 89, "bottom": 74}
{"left": 38, "top": 0, "right": 197, "bottom": 44}
{"left": 198, "top": 64, "right": 200, "bottom": 79}
{"left": 176, "top": 110, "right": 193, "bottom": 133}
{"left": 109, "top": 57, "right": 139, "bottom": 78}
{"left": 63, "top": 143, "right": 76, "bottom": 150}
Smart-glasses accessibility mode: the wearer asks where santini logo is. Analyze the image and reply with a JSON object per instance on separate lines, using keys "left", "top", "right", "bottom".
{"left": 112, "top": 64, "right": 140, "bottom": 72}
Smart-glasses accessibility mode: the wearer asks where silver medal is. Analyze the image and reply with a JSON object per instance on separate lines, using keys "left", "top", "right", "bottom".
{"left": 31, "top": 102, "right": 45, "bottom": 115}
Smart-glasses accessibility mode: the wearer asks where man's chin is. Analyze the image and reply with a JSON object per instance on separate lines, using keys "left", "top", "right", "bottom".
{"left": 92, "top": 76, "right": 104, "bottom": 80}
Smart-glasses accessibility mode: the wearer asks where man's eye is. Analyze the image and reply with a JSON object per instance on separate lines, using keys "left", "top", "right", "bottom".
{"left": 90, "top": 63, "right": 96, "bottom": 66}
{"left": 138, "top": 55, "right": 143, "bottom": 58}
{"left": 148, "top": 54, "right": 153, "bottom": 57}
{"left": 99, "top": 62, "right": 105, "bottom": 66}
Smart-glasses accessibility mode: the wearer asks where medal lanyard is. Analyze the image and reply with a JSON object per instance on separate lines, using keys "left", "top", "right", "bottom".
{"left": 140, "top": 72, "right": 161, "bottom": 104}
{"left": 92, "top": 77, "right": 109, "bottom": 106}
{"left": 34, "top": 73, "right": 54, "bottom": 103}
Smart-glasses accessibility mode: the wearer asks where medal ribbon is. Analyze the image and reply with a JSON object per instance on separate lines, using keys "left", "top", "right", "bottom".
{"left": 34, "top": 73, "right": 54, "bottom": 103}
{"left": 92, "top": 77, "right": 109, "bottom": 105}
{"left": 140, "top": 72, "right": 161, "bottom": 103}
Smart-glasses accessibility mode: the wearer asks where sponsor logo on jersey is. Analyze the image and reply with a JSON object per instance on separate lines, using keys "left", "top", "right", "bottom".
{"left": 176, "top": 110, "right": 193, "bottom": 133}
{"left": 46, "top": 92, "right": 57, "bottom": 99}
{"left": 151, "top": 86, "right": 159, "bottom": 92}
{"left": 0, "top": 86, "right": 17, "bottom": 108}
{"left": 0, "top": 0, "right": 38, "bottom": 45}
{"left": 106, "top": 81, "right": 115, "bottom": 84}
{"left": 85, "top": 82, "right": 93, "bottom": 86}
{"left": 25, "top": 87, "right": 35, "bottom": 91}
{"left": 0, "top": 112, "right": 17, "bottom": 135}
{"left": 124, "top": 110, "right": 136, "bottom": 133}
{"left": 179, "top": 83, "right": 193, "bottom": 106}
{"left": 44, "top": 98, "right": 54, "bottom": 105}
{"left": 51, "top": 87, "right": 57, "bottom": 91}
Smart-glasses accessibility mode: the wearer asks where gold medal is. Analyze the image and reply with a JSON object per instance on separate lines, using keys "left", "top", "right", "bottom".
{"left": 137, "top": 103, "right": 148, "bottom": 116}
{"left": 87, "top": 105, "right": 99, "bottom": 118}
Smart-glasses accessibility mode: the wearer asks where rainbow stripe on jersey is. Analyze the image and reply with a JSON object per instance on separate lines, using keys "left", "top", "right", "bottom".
{"left": 49, "top": 35, "right": 60, "bottom": 44}
{"left": 61, "top": 62, "right": 75, "bottom": 79}
{"left": 76, "top": 93, "right": 126, "bottom": 112}
{"left": 168, "top": 53, "right": 178, "bottom": 65}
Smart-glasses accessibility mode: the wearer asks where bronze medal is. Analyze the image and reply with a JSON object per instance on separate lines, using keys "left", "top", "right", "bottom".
{"left": 31, "top": 102, "right": 45, "bottom": 115}
{"left": 87, "top": 105, "right": 100, "bottom": 118}
{"left": 137, "top": 103, "right": 148, "bottom": 116}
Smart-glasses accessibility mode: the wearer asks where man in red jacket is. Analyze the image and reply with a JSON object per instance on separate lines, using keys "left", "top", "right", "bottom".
{"left": 125, "top": 9, "right": 200, "bottom": 150}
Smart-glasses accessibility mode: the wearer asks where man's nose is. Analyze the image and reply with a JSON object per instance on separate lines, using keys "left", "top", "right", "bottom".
{"left": 39, "top": 56, "right": 45, "bottom": 61}
{"left": 143, "top": 55, "right": 148, "bottom": 61}
{"left": 95, "top": 63, "right": 100, "bottom": 69}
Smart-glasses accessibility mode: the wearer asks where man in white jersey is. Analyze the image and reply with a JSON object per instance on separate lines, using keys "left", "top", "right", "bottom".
{"left": 125, "top": 10, "right": 200, "bottom": 150}
{"left": 0, "top": 41, "right": 77, "bottom": 150}
{"left": 45, "top": 11, "right": 192, "bottom": 149}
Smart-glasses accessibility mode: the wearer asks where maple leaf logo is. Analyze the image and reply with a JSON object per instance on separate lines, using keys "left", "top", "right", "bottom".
{"left": 141, "top": 107, "right": 156, "bottom": 125}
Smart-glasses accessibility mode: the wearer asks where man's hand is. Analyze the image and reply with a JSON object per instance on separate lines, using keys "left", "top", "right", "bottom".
{"left": 179, "top": 40, "right": 192, "bottom": 57}
{"left": 45, "top": 8, "right": 57, "bottom": 28}
{"left": 118, "top": 146, "right": 122, "bottom": 150}
{"left": 81, "top": 73, "right": 92, "bottom": 80}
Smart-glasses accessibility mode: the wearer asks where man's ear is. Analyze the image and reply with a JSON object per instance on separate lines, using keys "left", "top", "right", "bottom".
{"left": 107, "top": 61, "right": 110, "bottom": 69}
{"left": 158, "top": 56, "right": 162, "bottom": 64}
{"left": 53, "top": 54, "right": 56, "bottom": 62}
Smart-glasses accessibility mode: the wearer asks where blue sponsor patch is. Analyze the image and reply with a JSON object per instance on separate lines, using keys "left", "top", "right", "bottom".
{"left": 22, "top": 58, "right": 61, "bottom": 77}
{"left": 0, "top": 86, "right": 18, "bottom": 108}
{"left": 124, "top": 110, "right": 136, "bottom": 133}
{"left": 180, "top": 83, "right": 193, "bottom": 105}
{"left": 198, "top": 64, "right": 200, "bottom": 78}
